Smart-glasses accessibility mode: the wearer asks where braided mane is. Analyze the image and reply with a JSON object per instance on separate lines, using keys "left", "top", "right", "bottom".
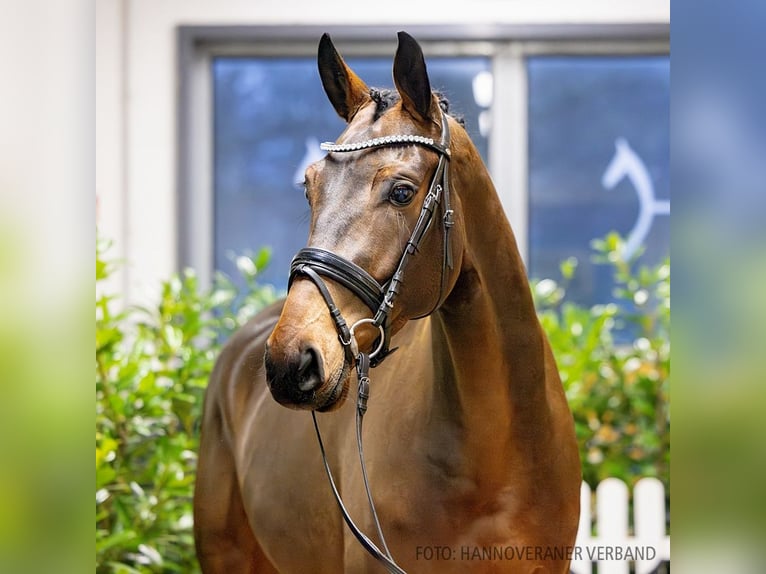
{"left": 369, "top": 87, "right": 465, "bottom": 126}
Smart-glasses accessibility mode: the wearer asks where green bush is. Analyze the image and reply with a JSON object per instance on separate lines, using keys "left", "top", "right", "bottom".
{"left": 532, "top": 232, "right": 670, "bottom": 489}
{"left": 96, "top": 239, "right": 277, "bottom": 573}
{"left": 96, "top": 232, "right": 669, "bottom": 571}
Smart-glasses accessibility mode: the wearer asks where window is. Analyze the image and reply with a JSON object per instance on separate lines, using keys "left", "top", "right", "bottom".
{"left": 527, "top": 55, "right": 670, "bottom": 306}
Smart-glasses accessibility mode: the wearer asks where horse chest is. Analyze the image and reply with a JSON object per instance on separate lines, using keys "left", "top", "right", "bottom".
{"left": 363, "top": 487, "right": 539, "bottom": 574}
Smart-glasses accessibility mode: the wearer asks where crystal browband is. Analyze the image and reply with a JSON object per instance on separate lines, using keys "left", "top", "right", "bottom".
{"left": 320, "top": 134, "right": 450, "bottom": 157}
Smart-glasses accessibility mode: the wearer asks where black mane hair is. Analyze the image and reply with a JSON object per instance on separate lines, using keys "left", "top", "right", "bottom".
{"left": 369, "top": 87, "right": 466, "bottom": 126}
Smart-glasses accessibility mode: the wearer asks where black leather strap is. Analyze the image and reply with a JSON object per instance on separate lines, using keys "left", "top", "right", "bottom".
{"left": 372, "top": 115, "right": 452, "bottom": 326}
{"left": 290, "top": 247, "right": 384, "bottom": 315}
{"left": 312, "top": 411, "right": 406, "bottom": 574}
{"left": 291, "top": 264, "right": 356, "bottom": 365}
{"left": 290, "top": 249, "right": 392, "bottom": 364}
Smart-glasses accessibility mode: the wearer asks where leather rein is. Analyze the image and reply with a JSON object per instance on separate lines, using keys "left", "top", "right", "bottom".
{"left": 287, "top": 111, "right": 453, "bottom": 573}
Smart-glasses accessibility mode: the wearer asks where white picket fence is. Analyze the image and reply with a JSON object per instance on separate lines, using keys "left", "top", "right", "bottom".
{"left": 571, "top": 478, "right": 670, "bottom": 574}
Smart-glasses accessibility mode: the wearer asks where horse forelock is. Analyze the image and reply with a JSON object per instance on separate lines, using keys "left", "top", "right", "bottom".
{"left": 369, "top": 87, "right": 465, "bottom": 126}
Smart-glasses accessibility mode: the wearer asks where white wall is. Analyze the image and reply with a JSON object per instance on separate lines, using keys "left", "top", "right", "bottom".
{"left": 95, "top": 0, "right": 669, "bottom": 304}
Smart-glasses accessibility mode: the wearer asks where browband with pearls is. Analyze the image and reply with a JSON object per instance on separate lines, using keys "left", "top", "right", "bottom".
{"left": 320, "top": 134, "right": 450, "bottom": 157}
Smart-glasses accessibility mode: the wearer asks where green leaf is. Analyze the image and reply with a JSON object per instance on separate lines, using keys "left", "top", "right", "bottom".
{"left": 254, "top": 247, "right": 272, "bottom": 273}
{"left": 96, "top": 528, "right": 138, "bottom": 553}
{"left": 560, "top": 256, "right": 578, "bottom": 280}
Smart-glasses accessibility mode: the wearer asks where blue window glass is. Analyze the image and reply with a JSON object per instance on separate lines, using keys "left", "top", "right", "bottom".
{"left": 212, "top": 56, "right": 490, "bottom": 290}
{"left": 527, "top": 56, "right": 670, "bottom": 307}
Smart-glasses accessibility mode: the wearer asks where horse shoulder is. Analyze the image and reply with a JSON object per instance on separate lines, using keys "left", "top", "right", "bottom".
{"left": 205, "top": 299, "right": 285, "bottom": 443}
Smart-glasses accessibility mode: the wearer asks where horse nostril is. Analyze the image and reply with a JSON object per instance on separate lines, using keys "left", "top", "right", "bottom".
{"left": 297, "top": 348, "right": 313, "bottom": 376}
{"left": 297, "top": 346, "right": 323, "bottom": 392}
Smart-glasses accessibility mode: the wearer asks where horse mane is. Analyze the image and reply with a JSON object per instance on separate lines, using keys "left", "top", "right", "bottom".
{"left": 369, "top": 87, "right": 466, "bottom": 126}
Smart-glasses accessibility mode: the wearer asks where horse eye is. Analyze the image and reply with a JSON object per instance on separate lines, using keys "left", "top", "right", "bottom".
{"left": 388, "top": 184, "right": 415, "bottom": 207}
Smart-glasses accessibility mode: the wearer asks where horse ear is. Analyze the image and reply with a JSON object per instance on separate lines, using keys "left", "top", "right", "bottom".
{"left": 393, "top": 31, "right": 435, "bottom": 123}
{"left": 318, "top": 33, "right": 370, "bottom": 122}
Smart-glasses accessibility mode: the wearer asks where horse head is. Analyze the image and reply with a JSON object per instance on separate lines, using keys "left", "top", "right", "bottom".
{"left": 264, "top": 32, "right": 465, "bottom": 411}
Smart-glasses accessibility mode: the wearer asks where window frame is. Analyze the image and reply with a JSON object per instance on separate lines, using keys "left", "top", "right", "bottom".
{"left": 177, "top": 25, "right": 669, "bottom": 289}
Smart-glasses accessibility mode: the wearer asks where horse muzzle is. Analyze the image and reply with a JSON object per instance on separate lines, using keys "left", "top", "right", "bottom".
{"left": 264, "top": 328, "right": 350, "bottom": 412}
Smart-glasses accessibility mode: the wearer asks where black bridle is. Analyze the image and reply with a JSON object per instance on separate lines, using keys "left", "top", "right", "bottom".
{"left": 287, "top": 111, "right": 453, "bottom": 574}
{"left": 289, "top": 111, "right": 453, "bottom": 367}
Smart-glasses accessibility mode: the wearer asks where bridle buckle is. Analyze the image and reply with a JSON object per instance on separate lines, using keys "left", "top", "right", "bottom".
{"left": 443, "top": 209, "right": 455, "bottom": 228}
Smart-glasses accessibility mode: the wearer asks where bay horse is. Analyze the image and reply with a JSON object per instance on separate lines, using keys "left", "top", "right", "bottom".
{"left": 194, "top": 32, "right": 580, "bottom": 573}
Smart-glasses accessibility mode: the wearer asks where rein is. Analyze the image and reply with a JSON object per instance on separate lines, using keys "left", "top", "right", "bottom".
{"left": 288, "top": 111, "right": 453, "bottom": 573}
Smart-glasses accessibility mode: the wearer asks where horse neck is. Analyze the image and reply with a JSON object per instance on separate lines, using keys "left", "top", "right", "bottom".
{"left": 426, "top": 135, "right": 553, "bottom": 472}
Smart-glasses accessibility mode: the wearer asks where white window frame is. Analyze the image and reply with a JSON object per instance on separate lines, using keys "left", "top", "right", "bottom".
{"left": 177, "top": 25, "right": 669, "bottom": 289}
